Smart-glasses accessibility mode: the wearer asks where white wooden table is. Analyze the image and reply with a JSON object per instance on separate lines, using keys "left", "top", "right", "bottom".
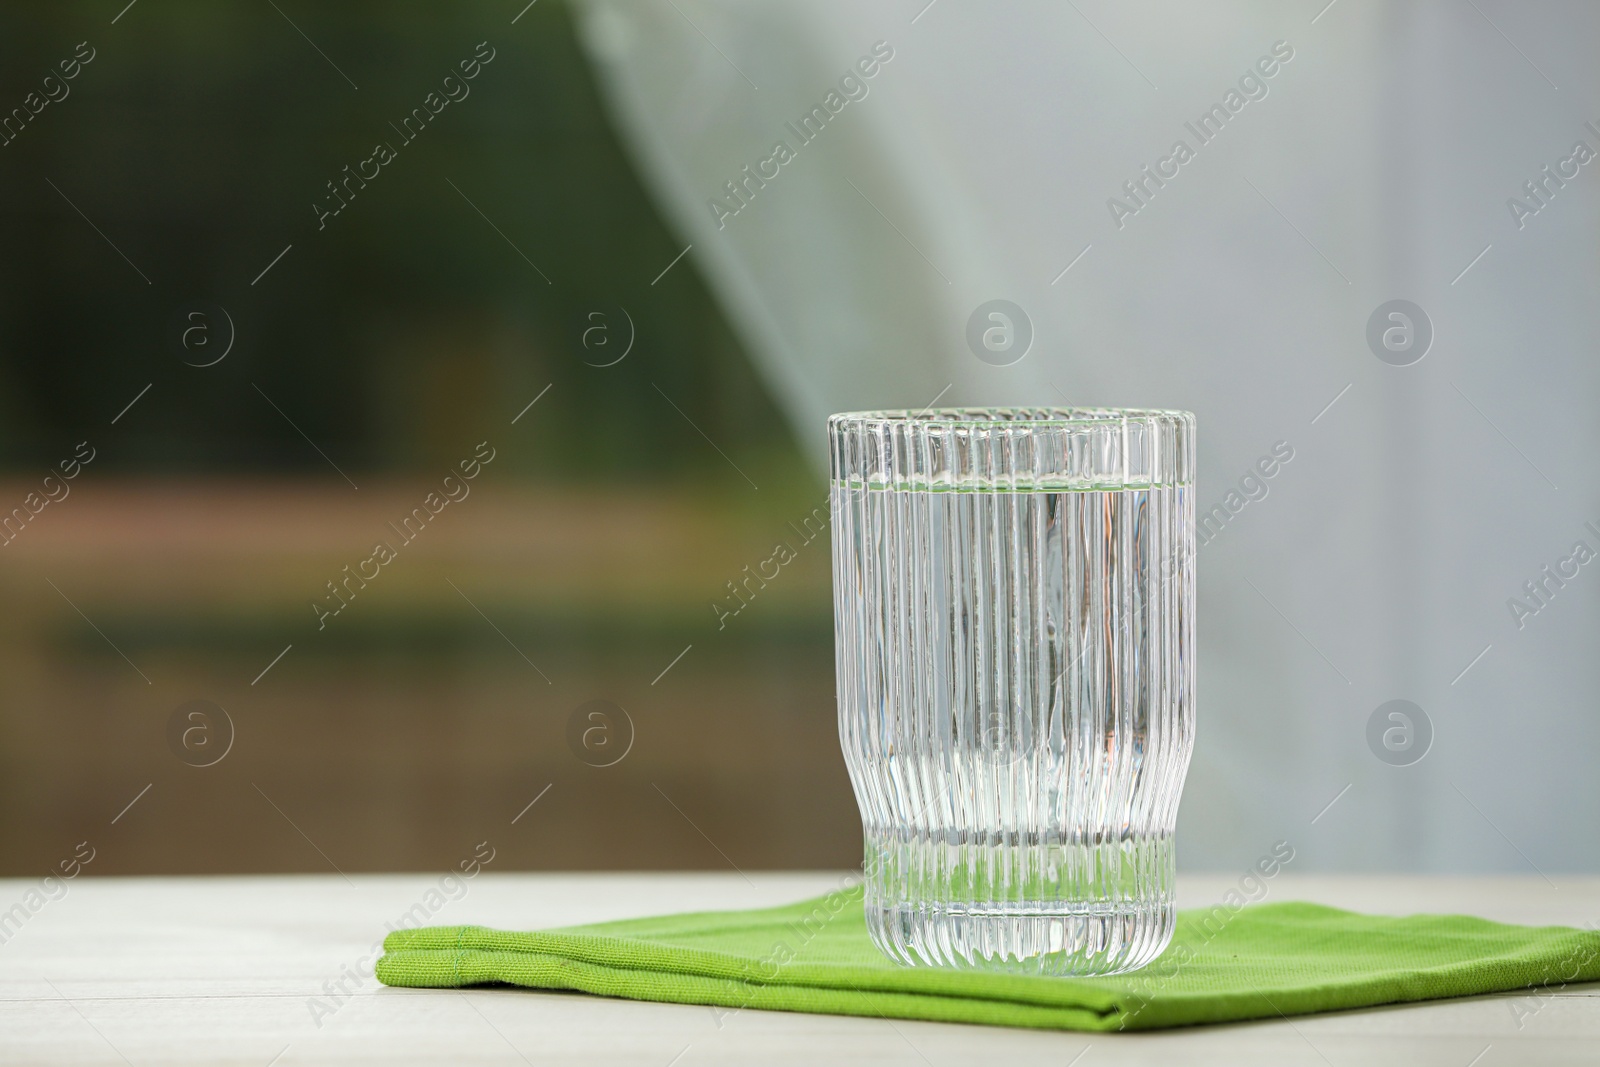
{"left": 2, "top": 873, "right": 1596, "bottom": 1065}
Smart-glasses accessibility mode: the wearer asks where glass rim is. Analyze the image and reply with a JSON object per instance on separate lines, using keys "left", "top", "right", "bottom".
{"left": 828, "top": 406, "right": 1194, "bottom": 430}
{"left": 828, "top": 405, "right": 1196, "bottom": 488}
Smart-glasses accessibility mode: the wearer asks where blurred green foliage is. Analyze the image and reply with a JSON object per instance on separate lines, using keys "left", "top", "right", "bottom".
{"left": 0, "top": 0, "right": 805, "bottom": 484}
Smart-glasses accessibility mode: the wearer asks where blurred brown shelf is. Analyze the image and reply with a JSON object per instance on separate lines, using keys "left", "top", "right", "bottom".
{"left": 0, "top": 479, "right": 851, "bottom": 877}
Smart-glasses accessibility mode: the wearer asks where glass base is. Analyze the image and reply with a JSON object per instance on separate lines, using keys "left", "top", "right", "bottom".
{"left": 859, "top": 831, "right": 1178, "bottom": 976}
{"left": 864, "top": 897, "right": 1174, "bottom": 976}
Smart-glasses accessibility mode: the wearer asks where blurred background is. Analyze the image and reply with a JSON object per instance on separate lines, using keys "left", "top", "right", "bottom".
{"left": 0, "top": 1, "right": 851, "bottom": 877}
{"left": 1, "top": 0, "right": 1596, "bottom": 878}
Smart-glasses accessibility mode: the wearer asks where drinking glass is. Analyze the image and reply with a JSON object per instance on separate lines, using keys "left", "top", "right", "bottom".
{"left": 829, "top": 407, "right": 1195, "bottom": 976}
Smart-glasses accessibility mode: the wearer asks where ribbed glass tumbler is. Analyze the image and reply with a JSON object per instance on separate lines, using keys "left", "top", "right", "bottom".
{"left": 829, "top": 408, "right": 1195, "bottom": 976}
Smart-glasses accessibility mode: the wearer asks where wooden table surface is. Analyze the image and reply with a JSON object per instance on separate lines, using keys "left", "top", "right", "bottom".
{"left": 2, "top": 872, "right": 1597, "bottom": 1065}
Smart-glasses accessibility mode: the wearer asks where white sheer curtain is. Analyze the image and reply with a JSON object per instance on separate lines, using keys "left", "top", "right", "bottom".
{"left": 574, "top": 0, "right": 1600, "bottom": 873}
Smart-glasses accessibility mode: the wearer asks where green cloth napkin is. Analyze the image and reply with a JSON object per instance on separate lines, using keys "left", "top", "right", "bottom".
{"left": 375, "top": 887, "right": 1600, "bottom": 1031}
